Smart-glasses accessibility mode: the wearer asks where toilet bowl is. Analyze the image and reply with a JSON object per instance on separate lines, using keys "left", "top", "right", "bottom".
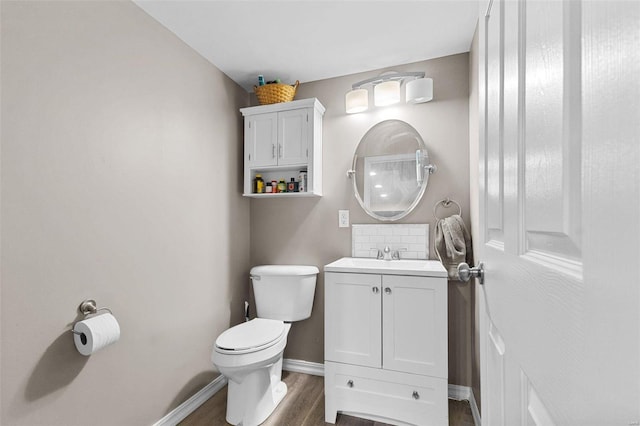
{"left": 212, "top": 319, "right": 291, "bottom": 425}
{"left": 211, "top": 265, "right": 318, "bottom": 426}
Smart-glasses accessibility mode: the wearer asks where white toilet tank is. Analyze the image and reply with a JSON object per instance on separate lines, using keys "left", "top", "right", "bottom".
{"left": 250, "top": 265, "right": 319, "bottom": 321}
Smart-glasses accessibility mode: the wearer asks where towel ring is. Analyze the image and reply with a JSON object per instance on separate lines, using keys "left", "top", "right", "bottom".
{"left": 433, "top": 198, "right": 461, "bottom": 221}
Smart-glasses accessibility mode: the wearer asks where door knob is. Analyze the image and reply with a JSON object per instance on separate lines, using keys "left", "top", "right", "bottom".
{"left": 457, "top": 262, "right": 485, "bottom": 285}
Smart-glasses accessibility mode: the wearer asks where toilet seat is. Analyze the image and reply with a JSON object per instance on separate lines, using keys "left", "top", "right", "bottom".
{"left": 215, "top": 318, "right": 285, "bottom": 355}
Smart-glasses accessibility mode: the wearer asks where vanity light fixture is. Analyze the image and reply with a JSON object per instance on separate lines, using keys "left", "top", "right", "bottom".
{"left": 374, "top": 80, "right": 401, "bottom": 106}
{"left": 345, "top": 71, "right": 433, "bottom": 114}
{"left": 345, "top": 88, "right": 368, "bottom": 114}
{"left": 406, "top": 77, "right": 433, "bottom": 104}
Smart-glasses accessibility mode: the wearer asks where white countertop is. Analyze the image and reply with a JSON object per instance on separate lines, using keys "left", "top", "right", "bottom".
{"left": 324, "top": 257, "right": 447, "bottom": 278}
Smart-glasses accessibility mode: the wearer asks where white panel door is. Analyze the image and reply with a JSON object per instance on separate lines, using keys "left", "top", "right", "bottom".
{"left": 278, "top": 108, "right": 309, "bottom": 166}
{"left": 245, "top": 112, "right": 277, "bottom": 167}
{"left": 324, "top": 272, "right": 382, "bottom": 368}
{"left": 477, "top": 1, "right": 639, "bottom": 425}
{"left": 382, "top": 275, "right": 447, "bottom": 378}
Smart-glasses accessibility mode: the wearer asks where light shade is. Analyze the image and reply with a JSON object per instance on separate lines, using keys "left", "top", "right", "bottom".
{"left": 406, "top": 77, "right": 433, "bottom": 104}
{"left": 345, "top": 88, "right": 369, "bottom": 113}
{"left": 374, "top": 80, "right": 401, "bottom": 106}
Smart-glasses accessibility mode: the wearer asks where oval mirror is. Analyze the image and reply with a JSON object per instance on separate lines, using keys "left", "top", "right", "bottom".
{"left": 351, "top": 120, "right": 435, "bottom": 221}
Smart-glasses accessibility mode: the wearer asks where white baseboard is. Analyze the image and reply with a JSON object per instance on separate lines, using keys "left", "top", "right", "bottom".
{"left": 468, "top": 388, "right": 482, "bottom": 426}
{"left": 282, "top": 358, "right": 325, "bottom": 376}
{"left": 448, "top": 384, "right": 482, "bottom": 426}
{"left": 153, "top": 374, "right": 228, "bottom": 426}
{"left": 448, "top": 383, "right": 471, "bottom": 401}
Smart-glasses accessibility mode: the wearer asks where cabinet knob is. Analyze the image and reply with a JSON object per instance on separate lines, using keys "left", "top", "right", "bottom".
{"left": 372, "top": 286, "right": 379, "bottom": 294}
{"left": 347, "top": 380, "right": 354, "bottom": 388}
{"left": 412, "top": 391, "right": 420, "bottom": 400}
{"left": 384, "top": 287, "right": 392, "bottom": 295}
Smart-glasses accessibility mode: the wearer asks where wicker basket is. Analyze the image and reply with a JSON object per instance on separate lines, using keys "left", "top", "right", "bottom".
{"left": 254, "top": 80, "right": 299, "bottom": 105}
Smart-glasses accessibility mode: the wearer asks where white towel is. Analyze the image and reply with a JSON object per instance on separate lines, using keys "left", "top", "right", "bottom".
{"left": 434, "top": 214, "right": 473, "bottom": 280}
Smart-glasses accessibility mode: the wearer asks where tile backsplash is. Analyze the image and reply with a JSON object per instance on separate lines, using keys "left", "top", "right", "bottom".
{"left": 352, "top": 224, "right": 429, "bottom": 260}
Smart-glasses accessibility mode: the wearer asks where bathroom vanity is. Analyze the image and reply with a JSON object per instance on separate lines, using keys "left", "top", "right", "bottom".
{"left": 324, "top": 257, "right": 448, "bottom": 426}
{"left": 240, "top": 98, "right": 324, "bottom": 197}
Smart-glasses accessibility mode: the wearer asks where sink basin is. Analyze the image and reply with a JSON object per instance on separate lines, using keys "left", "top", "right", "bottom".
{"left": 324, "top": 257, "right": 447, "bottom": 277}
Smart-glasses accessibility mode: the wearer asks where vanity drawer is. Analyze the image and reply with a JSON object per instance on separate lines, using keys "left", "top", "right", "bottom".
{"left": 324, "top": 361, "right": 448, "bottom": 426}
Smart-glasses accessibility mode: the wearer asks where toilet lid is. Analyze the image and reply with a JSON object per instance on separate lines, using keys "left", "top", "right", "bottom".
{"left": 215, "top": 318, "right": 285, "bottom": 351}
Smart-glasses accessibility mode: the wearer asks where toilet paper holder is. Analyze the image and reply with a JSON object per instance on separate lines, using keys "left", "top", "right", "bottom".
{"left": 71, "top": 299, "right": 113, "bottom": 335}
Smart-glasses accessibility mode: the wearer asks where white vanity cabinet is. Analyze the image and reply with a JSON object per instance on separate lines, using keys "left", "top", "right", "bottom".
{"left": 324, "top": 258, "right": 448, "bottom": 426}
{"left": 240, "top": 98, "right": 324, "bottom": 197}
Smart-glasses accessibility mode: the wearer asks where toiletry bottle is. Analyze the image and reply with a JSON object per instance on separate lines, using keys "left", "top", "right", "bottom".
{"left": 298, "top": 170, "right": 307, "bottom": 192}
{"left": 277, "top": 179, "right": 286, "bottom": 193}
{"left": 258, "top": 75, "right": 265, "bottom": 86}
{"left": 290, "top": 178, "right": 300, "bottom": 192}
{"left": 255, "top": 174, "right": 264, "bottom": 193}
{"left": 265, "top": 182, "right": 273, "bottom": 193}
{"left": 271, "top": 180, "right": 278, "bottom": 193}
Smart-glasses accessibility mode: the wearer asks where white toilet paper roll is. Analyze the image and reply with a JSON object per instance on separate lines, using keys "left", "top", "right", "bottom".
{"left": 73, "top": 313, "right": 120, "bottom": 356}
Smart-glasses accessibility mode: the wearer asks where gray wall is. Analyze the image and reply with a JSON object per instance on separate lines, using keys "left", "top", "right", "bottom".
{"left": 250, "top": 53, "right": 474, "bottom": 387}
{"left": 1, "top": 1, "right": 250, "bottom": 425}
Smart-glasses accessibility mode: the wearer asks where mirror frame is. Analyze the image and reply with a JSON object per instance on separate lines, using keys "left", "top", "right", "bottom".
{"left": 350, "top": 120, "right": 434, "bottom": 222}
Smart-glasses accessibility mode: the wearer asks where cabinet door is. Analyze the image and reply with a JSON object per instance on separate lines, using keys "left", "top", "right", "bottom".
{"left": 245, "top": 112, "right": 278, "bottom": 167}
{"left": 277, "top": 108, "right": 309, "bottom": 166}
{"left": 382, "top": 275, "right": 447, "bottom": 378}
{"left": 325, "top": 272, "right": 382, "bottom": 368}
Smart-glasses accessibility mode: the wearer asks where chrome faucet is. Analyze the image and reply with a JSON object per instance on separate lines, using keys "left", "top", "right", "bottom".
{"left": 382, "top": 246, "right": 393, "bottom": 261}
{"left": 391, "top": 247, "right": 407, "bottom": 260}
{"left": 370, "top": 246, "right": 388, "bottom": 260}
{"left": 371, "top": 246, "right": 408, "bottom": 261}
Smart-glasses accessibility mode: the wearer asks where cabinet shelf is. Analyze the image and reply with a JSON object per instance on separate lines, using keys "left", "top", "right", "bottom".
{"left": 243, "top": 192, "right": 321, "bottom": 198}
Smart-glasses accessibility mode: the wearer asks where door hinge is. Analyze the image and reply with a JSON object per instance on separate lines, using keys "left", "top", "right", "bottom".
{"left": 306, "top": 148, "right": 309, "bottom": 158}
{"left": 306, "top": 114, "right": 309, "bottom": 122}
{"left": 248, "top": 153, "right": 251, "bottom": 161}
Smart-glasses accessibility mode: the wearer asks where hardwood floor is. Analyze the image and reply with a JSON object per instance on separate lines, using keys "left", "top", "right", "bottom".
{"left": 179, "top": 371, "right": 475, "bottom": 426}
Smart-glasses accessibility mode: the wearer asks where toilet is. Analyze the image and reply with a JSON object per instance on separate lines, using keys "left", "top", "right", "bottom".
{"left": 211, "top": 265, "right": 319, "bottom": 426}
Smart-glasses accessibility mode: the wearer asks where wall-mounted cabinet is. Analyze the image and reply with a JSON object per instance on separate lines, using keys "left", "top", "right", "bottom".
{"left": 240, "top": 98, "right": 325, "bottom": 197}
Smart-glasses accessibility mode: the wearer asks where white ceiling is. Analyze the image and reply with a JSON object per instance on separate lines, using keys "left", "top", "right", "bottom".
{"left": 133, "top": 1, "right": 479, "bottom": 92}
